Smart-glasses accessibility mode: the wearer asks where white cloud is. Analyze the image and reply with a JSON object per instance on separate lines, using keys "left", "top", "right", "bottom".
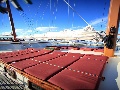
{"left": 15, "top": 29, "right": 33, "bottom": 37}
{"left": 16, "top": 29, "right": 23, "bottom": 33}
{"left": 36, "top": 26, "right": 58, "bottom": 32}
{"left": 26, "top": 30, "right": 32, "bottom": 32}
{"left": 70, "top": 26, "right": 83, "bottom": 29}
{"left": 89, "top": 16, "right": 108, "bottom": 26}
{"left": 1, "top": 32, "right": 11, "bottom": 35}
{"left": 89, "top": 17, "right": 120, "bottom": 31}
{"left": 16, "top": 29, "right": 32, "bottom": 33}
{"left": 33, "top": 28, "right": 84, "bottom": 38}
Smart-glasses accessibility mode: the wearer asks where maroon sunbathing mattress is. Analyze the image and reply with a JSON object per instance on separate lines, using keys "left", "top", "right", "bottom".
{"left": 0, "top": 49, "right": 53, "bottom": 63}
{"left": 30, "top": 51, "right": 67, "bottom": 62}
{"left": 47, "top": 53, "right": 84, "bottom": 67}
{"left": 23, "top": 53, "right": 84, "bottom": 80}
{"left": 0, "top": 51, "right": 21, "bottom": 58}
{"left": 48, "top": 69, "right": 99, "bottom": 90}
{"left": 1, "top": 50, "right": 108, "bottom": 90}
{"left": 67, "top": 55, "right": 108, "bottom": 76}
{"left": 16, "top": 49, "right": 53, "bottom": 57}
{"left": 24, "top": 63, "right": 64, "bottom": 80}
{"left": 48, "top": 54, "right": 108, "bottom": 90}
{"left": 82, "top": 54, "right": 108, "bottom": 63}
{"left": 11, "top": 51, "right": 67, "bottom": 70}
{"left": 67, "top": 58, "right": 105, "bottom": 76}
{"left": 11, "top": 58, "right": 40, "bottom": 70}
{"left": 1, "top": 54, "right": 31, "bottom": 63}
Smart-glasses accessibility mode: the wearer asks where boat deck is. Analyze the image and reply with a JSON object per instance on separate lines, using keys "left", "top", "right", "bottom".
{"left": 0, "top": 46, "right": 120, "bottom": 90}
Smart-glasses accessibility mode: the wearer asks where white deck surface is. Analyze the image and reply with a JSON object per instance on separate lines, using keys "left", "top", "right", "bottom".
{"left": 98, "top": 57, "right": 120, "bottom": 90}
{"left": 99, "top": 51, "right": 120, "bottom": 90}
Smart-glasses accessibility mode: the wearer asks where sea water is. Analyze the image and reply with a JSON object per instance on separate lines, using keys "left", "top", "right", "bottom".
{"left": 0, "top": 42, "right": 120, "bottom": 52}
{"left": 0, "top": 42, "right": 52, "bottom": 51}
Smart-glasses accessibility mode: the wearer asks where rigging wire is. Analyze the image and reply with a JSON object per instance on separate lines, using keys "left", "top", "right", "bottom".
{"left": 63, "top": 0, "right": 90, "bottom": 26}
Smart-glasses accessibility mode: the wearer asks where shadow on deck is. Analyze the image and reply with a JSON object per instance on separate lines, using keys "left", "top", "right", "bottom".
{"left": 0, "top": 74, "right": 24, "bottom": 90}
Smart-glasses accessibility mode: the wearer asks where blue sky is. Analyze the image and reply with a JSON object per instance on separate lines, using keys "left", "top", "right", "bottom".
{"left": 1, "top": 0, "right": 119, "bottom": 37}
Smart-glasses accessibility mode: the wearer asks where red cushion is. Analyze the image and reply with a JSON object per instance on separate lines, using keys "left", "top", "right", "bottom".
{"left": 10, "top": 51, "right": 67, "bottom": 69}
{"left": 24, "top": 63, "right": 63, "bottom": 80}
{"left": 68, "top": 58, "right": 105, "bottom": 76}
{"left": 11, "top": 58, "right": 40, "bottom": 70}
{"left": 1, "top": 54, "right": 31, "bottom": 63}
{"left": 1, "top": 49, "right": 54, "bottom": 63}
{"left": 66, "top": 53, "right": 84, "bottom": 57}
{"left": 28, "top": 51, "right": 67, "bottom": 62}
{"left": 48, "top": 69, "right": 98, "bottom": 90}
{"left": 47, "top": 53, "right": 83, "bottom": 67}
{"left": 83, "top": 55, "right": 108, "bottom": 62}
{"left": 0, "top": 52, "right": 18, "bottom": 58}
